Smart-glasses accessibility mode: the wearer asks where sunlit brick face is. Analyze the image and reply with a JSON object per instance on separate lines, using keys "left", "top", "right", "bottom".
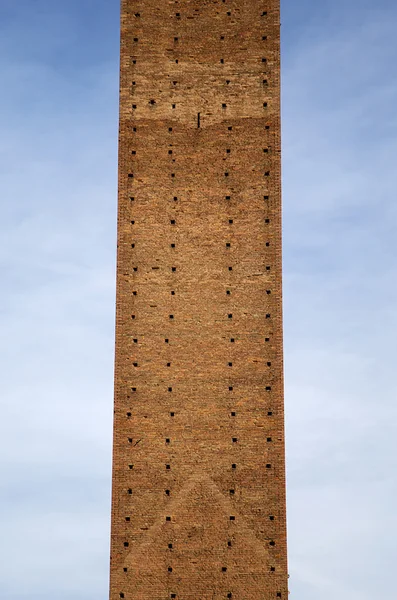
{"left": 110, "top": 1, "right": 288, "bottom": 598}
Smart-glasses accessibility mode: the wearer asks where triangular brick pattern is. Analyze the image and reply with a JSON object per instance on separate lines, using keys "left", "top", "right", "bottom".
{"left": 110, "top": 0, "right": 288, "bottom": 598}
{"left": 115, "top": 475, "right": 282, "bottom": 599}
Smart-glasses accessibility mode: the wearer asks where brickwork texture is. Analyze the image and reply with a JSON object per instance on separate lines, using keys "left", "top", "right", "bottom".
{"left": 109, "top": 0, "right": 288, "bottom": 598}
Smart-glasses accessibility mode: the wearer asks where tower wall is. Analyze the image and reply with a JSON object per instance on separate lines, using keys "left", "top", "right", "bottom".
{"left": 110, "top": 1, "right": 287, "bottom": 598}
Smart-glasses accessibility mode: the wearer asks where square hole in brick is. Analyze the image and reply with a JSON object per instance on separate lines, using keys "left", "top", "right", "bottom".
{"left": 124, "top": 542, "right": 129, "bottom": 548}
{"left": 268, "top": 411, "right": 273, "bottom": 416}
{"left": 168, "top": 543, "right": 173, "bottom": 549}
{"left": 232, "top": 437, "right": 237, "bottom": 442}
{"left": 123, "top": 567, "right": 128, "bottom": 572}
{"left": 267, "top": 437, "right": 272, "bottom": 442}
{"left": 226, "top": 242, "right": 231, "bottom": 248}
{"left": 165, "top": 489, "right": 171, "bottom": 495}
{"left": 226, "top": 290, "right": 231, "bottom": 295}
{"left": 222, "top": 567, "right": 227, "bottom": 572}
{"left": 166, "top": 464, "right": 171, "bottom": 470}
{"left": 266, "top": 464, "right": 272, "bottom": 469}
{"left": 165, "top": 339, "right": 169, "bottom": 343}
{"left": 228, "top": 267, "right": 233, "bottom": 271}
{"left": 126, "top": 412, "right": 132, "bottom": 417}
{"left": 229, "top": 489, "right": 235, "bottom": 495}
{"left": 232, "top": 463, "right": 236, "bottom": 469}
{"left": 230, "top": 338, "right": 234, "bottom": 342}
{"left": 125, "top": 516, "right": 131, "bottom": 522}
{"left": 269, "top": 515, "right": 275, "bottom": 520}
{"left": 228, "top": 126, "right": 232, "bottom": 130}
{"left": 270, "top": 566, "right": 275, "bottom": 572}
{"left": 170, "top": 412, "right": 175, "bottom": 417}
{"left": 172, "top": 267, "right": 176, "bottom": 272}
{"left": 228, "top": 314, "right": 233, "bottom": 319}
{"left": 128, "top": 488, "right": 132, "bottom": 494}
{"left": 229, "top": 516, "right": 235, "bottom": 521}
{"left": 166, "top": 516, "right": 171, "bottom": 521}
{"left": 168, "top": 387, "right": 173, "bottom": 392}
{"left": 168, "top": 567, "right": 173, "bottom": 572}
{"left": 231, "top": 411, "right": 236, "bottom": 416}
{"left": 229, "top": 387, "right": 234, "bottom": 391}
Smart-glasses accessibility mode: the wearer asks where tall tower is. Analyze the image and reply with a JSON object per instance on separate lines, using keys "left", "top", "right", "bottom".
{"left": 110, "top": 0, "right": 287, "bottom": 599}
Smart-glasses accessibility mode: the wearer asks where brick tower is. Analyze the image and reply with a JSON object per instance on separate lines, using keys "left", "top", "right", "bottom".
{"left": 109, "top": 0, "right": 287, "bottom": 599}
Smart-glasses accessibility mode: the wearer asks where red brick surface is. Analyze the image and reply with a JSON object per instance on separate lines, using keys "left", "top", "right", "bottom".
{"left": 109, "top": 0, "right": 288, "bottom": 598}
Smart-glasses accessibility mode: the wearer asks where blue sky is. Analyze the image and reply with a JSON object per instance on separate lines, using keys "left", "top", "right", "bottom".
{"left": 1, "top": 1, "right": 397, "bottom": 599}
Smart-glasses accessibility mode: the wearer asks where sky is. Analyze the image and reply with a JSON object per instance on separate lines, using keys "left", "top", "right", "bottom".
{"left": 1, "top": 0, "right": 397, "bottom": 598}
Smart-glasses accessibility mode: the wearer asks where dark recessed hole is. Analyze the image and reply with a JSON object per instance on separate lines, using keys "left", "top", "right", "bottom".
{"left": 226, "top": 243, "right": 231, "bottom": 248}
{"left": 168, "top": 543, "right": 173, "bottom": 549}
{"left": 228, "top": 362, "right": 232, "bottom": 367}
{"left": 225, "top": 172, "right": 229, "bottom": 177}
{"left": 124, "top": 542, "right": 129, "bottom": 547}
{"left": 228, "top": 314, "right": 232, "bottom": 318}
{"left": 266, "top": 386, "right": 271, "bottom": 391}
{"left": 228, "top": 267, "right": 233, "bottom": 271}
{"left": 170, "top": 219, "right": 176, "bottom": 224}
{"left": 270, "top": 540, "right": 276, "bottom": 546}
{"left": 166, "top": 516, "right": 171, "bottom": 521}
{"left": 267, "top": 437, "right": 272, "bottom": 442}
{"left": 269, "top": 515, "right": 275, "bottom": 520}
{"left": 128, "top": 437, "right": 132, "bottom": 444}
{"left": 230, "top": 338, "right": 234, "bottom": 342}
{"left": 168, "top": 567, "right": 173, "bottom": 572}
{"left": 125, "top": 516, "right": 130, "bottom": 522}
{"left": 229, "top": 219, "right": 233, "bottom": 224}
{"left": 270, "top": 566, "right": 275, "bottom": 572}
{"left": 263, "top": 35, "right": 268, "bottom": 40}
{"left": 226, "top": 195, "right": 231, "bottom": 199}
{"left": 228, "top": 126, "right": 232, "bottom": 130}
{"left": 166, "top": 438, "right": 170, "bottom": 444}
{"left": 230, "top": 516, "right": 235, "bottom": 521}
{"left": 232, "top": 463, "right": 236, "bottom": 469}
{"left": 220, "top": 59, "right": 224, "bottom": 64}
{"left": 268, "top": 411, "right": 273, "bottom": 416}
{"left": 169, "top": 127, "right": 173, "bottom": 132}
{"left": 266, "top": 463, "right": 272, "bottom": 469}
{"left": 128, "top": 465, "right": 133, "bottom": 470}
{"left": 226, "top": 290, "right": 231, "bottom": 295}
{"left": 232, "top": 437, "right": 237, "bottom": 442}
{"left": 126, "top": 412, "right": 131, "bottom": 417}
{"left": 166, "top": 464, "right": 171, "bottom": 470}
{"left": 171, "top": 290, "right": 175, "bottom": 295}
{"left": 133, "top": 267, "right": 138, "bottom": 271}
{"left": 171, "top": 243, "right": 175, "bottom": 248}
{"left": 165, "top": 339, "right": 169, "bottom": 343}
{"left": 222, "top": 567, "right": 227, "bottom": 572}
{"left": 264, "top": 195, "right": 269, "bottom": 200}
{"left": 231, "top": 411, "right": 236, "bottom": 416}
{"left": 229, "top": 489, "right": 235, "bottom": 495}
{"left": 128, "top": 488, "right": 132, "bottom": 494}
{"left": 165, "top": 489, "right": 170, "bottom": 495}
{"left": 168, "top": 387, "right": 173, "bottom": 392}
{"left": 123, "top": 567, "right": 128, "bottom": 572}
{"left": 267, "top": 361, "right": 272, "bottom": 366}
{"left": 172, "top": 267, "right": 176, "bottom": 272}
{"left": 170, "top": 412, "right": 175, "bottom": 417}
{"left": 133, "top": 339, "right": 138, "bottom": 343}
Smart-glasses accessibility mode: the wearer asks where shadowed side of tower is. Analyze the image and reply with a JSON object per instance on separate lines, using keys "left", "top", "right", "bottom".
{"left": 109, "top": 1, "right": 287, "bottom": 599}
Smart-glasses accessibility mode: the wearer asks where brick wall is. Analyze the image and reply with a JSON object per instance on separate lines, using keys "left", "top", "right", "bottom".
{"left": 109, "top": 0, "right": 288, "bottom": 598}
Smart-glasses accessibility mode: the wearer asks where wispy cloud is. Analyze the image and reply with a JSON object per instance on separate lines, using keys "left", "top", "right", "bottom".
{"left": 283, "top": 3, "right": 397, "bottom": 599}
